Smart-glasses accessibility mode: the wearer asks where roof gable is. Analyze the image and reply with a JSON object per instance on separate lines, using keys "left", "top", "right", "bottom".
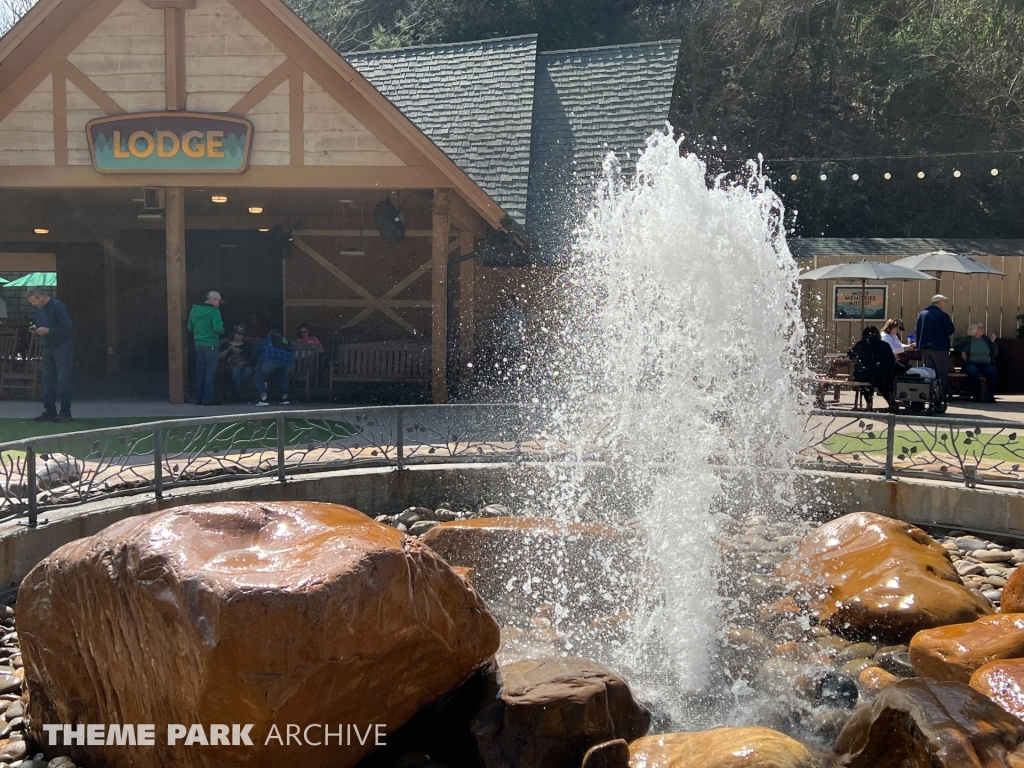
{"left": 346, "top": 36, "right": 538, "bottom": 225}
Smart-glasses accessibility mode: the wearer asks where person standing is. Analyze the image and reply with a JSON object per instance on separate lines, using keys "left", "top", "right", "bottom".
{"left": 915, "top": 294, "right": 956, "bottom": 395}
{"left": 251, "top": 329, "right": 294, "bottom": 406}
{"left": 26, "top": 286, "right": 73, "bottom": 422}
{"left": 953, "top": 322, "right": 999, "bottom": 402}
{"left": 187, "top": 291, "right": 225, "bottom": 406}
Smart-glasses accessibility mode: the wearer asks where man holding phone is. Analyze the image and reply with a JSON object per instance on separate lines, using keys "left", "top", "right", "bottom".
{"left": 26, "top": 286, "right": 74, "bottom": 423}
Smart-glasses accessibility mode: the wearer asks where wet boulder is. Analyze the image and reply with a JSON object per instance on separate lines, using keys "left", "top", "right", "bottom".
{"left": 909, "top": 614, "right": 1024, "bottom": 683}
{"left": 999, "top": 566, "right": 1024, "bottom": 613}
{"left": 627, "top": 726, "right": 824, "bottom": 768}
{"left": 971, "top": 659, "right": 1024, "bottom": 721}
{"left": 18, "top": 502, "right": 500, "bottom": 768}
{"left": 470, "top": 657, "right": 649, "bottom": 768}
{"left": 833, "top": 678, "right": 1024, "bottom": 768}
{"left": 776, "top": 512, "right": 992, "bottom": 643}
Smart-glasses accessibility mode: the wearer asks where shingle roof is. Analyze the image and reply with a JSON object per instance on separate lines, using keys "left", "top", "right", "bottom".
{"left": 345, "top": 36, "right": 538, "bottom": 225}
{"left": 525, "top": 41, "right": 680, "bottom": 258}
{"left": 790, "top": 238, "right": 1024, "bottom": 259}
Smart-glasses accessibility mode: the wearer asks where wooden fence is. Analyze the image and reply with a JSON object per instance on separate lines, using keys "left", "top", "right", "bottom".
{"left": 799, "top": 253, "right": 1022, "bottom": 360}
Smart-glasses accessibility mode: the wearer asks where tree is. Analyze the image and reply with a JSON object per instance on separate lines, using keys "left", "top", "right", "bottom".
{"left": 1, "top": 0, "right": 35, "bottom": 37}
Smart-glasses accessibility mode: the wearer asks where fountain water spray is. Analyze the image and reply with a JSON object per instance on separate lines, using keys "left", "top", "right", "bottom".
{"left": 517, "top": 128, "right": 810, "bottom": 723}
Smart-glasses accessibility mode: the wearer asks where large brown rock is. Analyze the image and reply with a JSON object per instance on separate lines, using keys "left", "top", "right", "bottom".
{"left": 971, "top": 659, "right": 1024, "bottom": 720}
{"left": 909, "top": 614, "right": 1024, "bottom": 684}
{"left": 470, "top": 657, "right": 649, "bottom": 768}
{"left": 833, "top": 678, "right": 1024, "bottom": 768}
{"left": 1001, "top": 566, "right": 1024, "bottom": 614}
{"left": 627, "top": 726, "right": 823, "bottom": 768}
{"left": 776, "top": 512, "right": 992, "bottom": 643}
{"left": 19, "top": 501, "right": 500, "bottom": 768}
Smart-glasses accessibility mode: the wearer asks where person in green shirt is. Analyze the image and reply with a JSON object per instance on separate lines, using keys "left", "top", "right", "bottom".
{"left": 953, "top": 322, "right": 998, "bottom": 403}
{"left": 187, "top": 291, "right": 225, "bottom": 405}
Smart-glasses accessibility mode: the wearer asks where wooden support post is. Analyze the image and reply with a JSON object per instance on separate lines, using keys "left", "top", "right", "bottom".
{"left": 431, "top": 188, "right": 451, "bottom": 403}
{"left": 166, "top": 187, "right": 187, "bottom": 403}
{"left": 101, "top": 238, "right": 119, "bottom": 375}
{"left": 164, "top": 7, "right": 186, "bottom": 110}
{"left": 458, "top": 229, "right": 475, "bottom": 393}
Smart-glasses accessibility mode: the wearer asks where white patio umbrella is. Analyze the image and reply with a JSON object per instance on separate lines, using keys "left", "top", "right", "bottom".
{"left": 798, "top": 260, "right": 935, "bottom": 322}
{"left": 891, "top": 250, "right": 1005, "bottom": 279}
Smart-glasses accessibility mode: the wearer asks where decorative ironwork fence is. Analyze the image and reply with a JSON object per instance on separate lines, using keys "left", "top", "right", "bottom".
{"left": 0, "top": 405, "right": 548, "bottom": 526}
{"left": 800, "top": 409, "right": 1024, "bottom": 489}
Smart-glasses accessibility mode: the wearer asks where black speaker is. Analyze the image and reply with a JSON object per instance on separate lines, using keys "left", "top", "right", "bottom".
{"left": 269, "top": 224, "right": 293, "bottom": 259}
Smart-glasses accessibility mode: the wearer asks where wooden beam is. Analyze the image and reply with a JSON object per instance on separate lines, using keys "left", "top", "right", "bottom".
{"left": 449, "top": 191, "right": 489, "bottom": 237}
{"left": 289, "top": 62, "right": 304, "bottom": 166}
{"left": 285, "top": 299, "right": 430, "bottom": 308}
{"left": 0, "top": 0, "right": 125, "bottom": 123}
{"left": 431, "top": 188, "right": 450, "bottom": 403}
{"left": 0, "top": 165, "right": 448, "bottom": 188}
{"left": 142, "top": 0, "right": 195, "bottom": 8}
{"left": 101, "top": 238, "right": 118, "bottom": 375}
{"left": 165, "top": 187, "right": 187, "bottom": 404}
{"left": 164, "top": 7, "right": 186, "bottom": 111}
{"left": 227, "top": 59, "right": 291, "bottom": 116}
{"left": 458, "top": 229, "right": 475, "bottom": 394}
{"left": 65, "top": 61, "right": 124, "bottom": 116}
{"left": 52, "top": 62, "right": 67, "bottom": 166}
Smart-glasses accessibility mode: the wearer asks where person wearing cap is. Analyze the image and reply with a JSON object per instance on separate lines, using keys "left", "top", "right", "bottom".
{"left": 219, "top": 325, "right": 253, "bottom": 402}
{"left": 187, "top": 290, "right": 225, "bottom": 405}
{"left": 915, "top": 294, "right": 956, "bottom": 395}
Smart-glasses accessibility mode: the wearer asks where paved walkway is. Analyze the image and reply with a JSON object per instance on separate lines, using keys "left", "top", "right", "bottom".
{"left": 817, "top": 391, "right": 1024, "bottom": 423}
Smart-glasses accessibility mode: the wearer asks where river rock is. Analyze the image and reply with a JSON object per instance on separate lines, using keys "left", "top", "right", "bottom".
{"left": 858, "top": 666, "right": 899, "bottom": 694}
{"left": 18, "top": 501, "right": 500, "bottom": 768}
{"left": 909, "top": 614, "right": 1024, "bottom": 683}
{"left": 970, "top": 659, "right": 1024, "bottom": 720}
{"left": 420, "top": 518, "right": 638, "bottom": 620}
{"left": 470, "top": 657, "right": 649, "bottom": 768}
{"left": 628, "top": 726, "right": 822, "bottom": 768}
{"left": 833, "top": 678, "right": 1024, "bottom": 767}
{"left": 776, "top": 512, "right": 992, "bottom": 643}
{"left": 582, "top": 739, "right": 630, "bottom": 768}
{"left": 999, "top": 565, "right": 1024, "bottom": 613}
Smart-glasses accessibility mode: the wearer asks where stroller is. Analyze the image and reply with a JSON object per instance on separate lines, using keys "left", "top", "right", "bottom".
{"left": 892, "top": 366, "right": 948, "bottom": 414}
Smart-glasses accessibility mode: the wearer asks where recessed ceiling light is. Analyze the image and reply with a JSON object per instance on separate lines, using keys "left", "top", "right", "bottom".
{"left": 211, "top": 195, "right": 228, "bottom": 203}
{"left": 34, "top": 228, "right": 49, "bottom": 234}
{"left": 339, "top": 250, "right": 365, "bottom": 257}
{"left": 954, "top": 170, "right": 962, "bottom": 178}
{"left": 259, "top": 228, "right": 270, "bottom": 232}
{"left": 338, "top": 199, "right": 355, "bottom": 204}
{"left": 851, "top": 173, "right": 860, "bottom": 181}
{"left": 248, "top": 207, "right": 263, "bottom": 214}
{"left": 790, "top": 174, "right": 798, "bottom": 181}
{"left": 917, "top": 171, "right": 926, "bottom": 179}
{"left": 992, "top": 168, "right": 1000, "bottom": 176}
{"left": 884, "top": 172, "right": 892, "bottom": 180}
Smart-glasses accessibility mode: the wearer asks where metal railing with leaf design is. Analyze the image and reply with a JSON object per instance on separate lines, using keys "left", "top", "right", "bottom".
{"left": 0, "top": 405, "right": 549, "bottom": 526}
{"left": 799, "top": 409, "right": 1024, "bottom": 488}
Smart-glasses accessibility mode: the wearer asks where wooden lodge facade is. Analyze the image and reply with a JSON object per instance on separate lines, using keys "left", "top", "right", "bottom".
{"left": 0, "top": 4, "right": 679, "bottom": 403}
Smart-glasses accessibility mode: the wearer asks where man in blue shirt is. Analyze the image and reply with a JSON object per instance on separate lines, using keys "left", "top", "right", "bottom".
{"left": 915, "top": 294, "right": 957, "bottom": 396}
{"left": 26, "top": 286, "right": 74, "bottom": 422}
{"left": 252, "top": 330, "right": 294, "bottom": 406}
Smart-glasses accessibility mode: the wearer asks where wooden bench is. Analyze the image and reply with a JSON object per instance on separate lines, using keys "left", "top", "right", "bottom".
{"left": 809, "top": 377, "right": 874, "bottom": 409}
{"left": 329, "top": 343, "right": 429, "bottom": 400}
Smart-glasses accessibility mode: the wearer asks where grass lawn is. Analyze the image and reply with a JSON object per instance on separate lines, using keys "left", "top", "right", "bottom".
{"left": 0, "top": 417, "right": 158, "bottom": 445}
{"left": 823, "top": 428, "right": 1024, "bottom": 464}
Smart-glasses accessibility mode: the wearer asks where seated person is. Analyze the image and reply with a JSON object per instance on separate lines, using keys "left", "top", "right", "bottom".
{"left": 252, "top": 329, "right": 295, "bottom": 406}
{"left": 219, "top": 325, "right": 253, "bottom": 401}
{"left": 881, "top": 318, "right": 915, "bottom": 363}
{"left": 294, "top": 323, "right": 324, "bottom": 352}
{"left": 848, "top": 326, "right": 902, "bottom": 409}
{"left": 953, "top": 322, "right": 998, "bottom": 403}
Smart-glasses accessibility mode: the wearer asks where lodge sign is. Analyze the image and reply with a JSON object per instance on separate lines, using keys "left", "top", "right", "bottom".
{"left": 86, "top": 113, "right": 253, "bottom": 174}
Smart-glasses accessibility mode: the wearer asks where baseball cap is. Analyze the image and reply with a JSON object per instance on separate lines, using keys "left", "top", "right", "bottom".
{"left": 207, "top": 290, "right": 223, "bottom": 302}
{"left": 232, "top": 325, "right": 245, "bottom": 335}
{"left": 931, "top": 294, "right": 948, "bottom": 303}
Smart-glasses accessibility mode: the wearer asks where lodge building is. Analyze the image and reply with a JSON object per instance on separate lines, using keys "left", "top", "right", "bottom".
{"left": 0, "top": 0, "right": 678, "bottom": 403}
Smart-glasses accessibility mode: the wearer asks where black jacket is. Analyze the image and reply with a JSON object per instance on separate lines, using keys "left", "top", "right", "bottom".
{"left": 849, "top": 338, "right": 900, "bottom": 385}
